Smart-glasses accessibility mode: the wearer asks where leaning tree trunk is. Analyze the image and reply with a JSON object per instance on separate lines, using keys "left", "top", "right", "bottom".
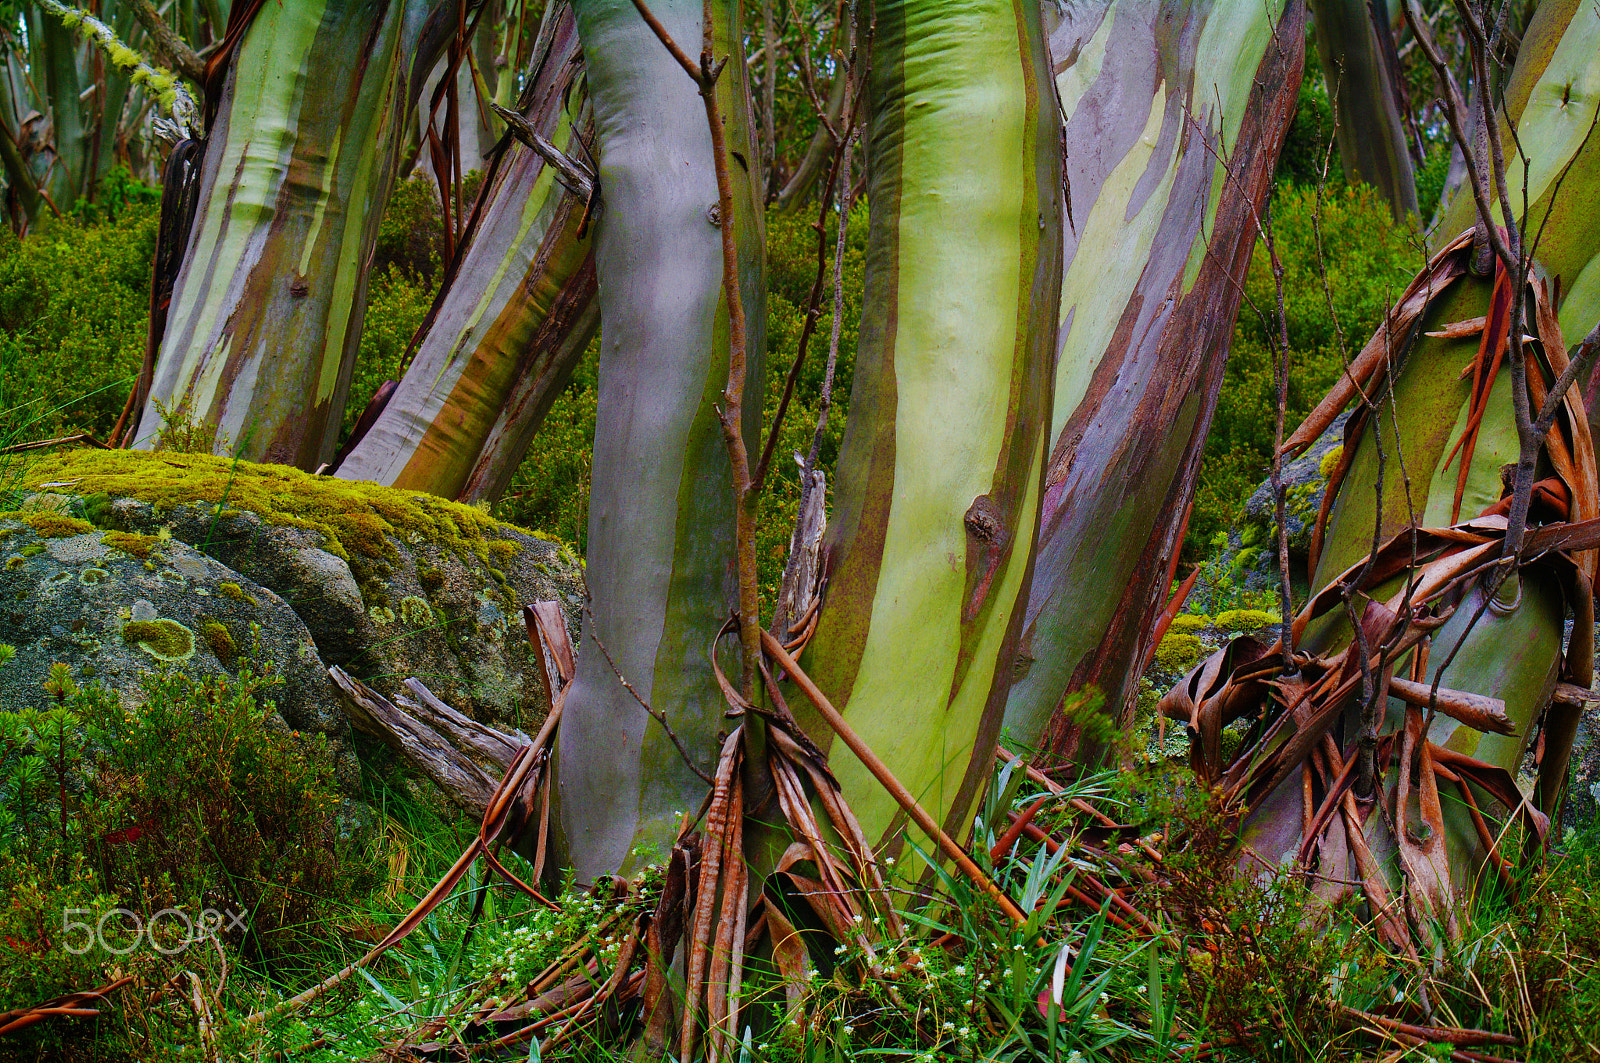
{"left": 779, "top": 0, "right": 1060, "bottom": 856}
{"left": 1001, "top": 0, "right": 1306, "bottom": 754}
{"left": 333, "top": 2, "right": 600, "bottom": 501}
{"left": 1307, "top": 0, "right": 1418, "bottom": 220}
{"left": 134, "top": 0, "right": 453, "bottom": 469}
{"left": 1161, "top": 2, "right": 1600, "bottom": 948}
{"left": 550, "top": 0, "right": 766, "bottom": 884}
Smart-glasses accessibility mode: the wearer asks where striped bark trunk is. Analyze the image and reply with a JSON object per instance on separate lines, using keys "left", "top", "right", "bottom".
{"left": 1003, "top": 0, "right": 1306, "bottom": 750}
{"left": 135, "top": 0, "right": 450, "bottom": 469}
{"left": 782, "top": 0, "right": 1060, "bottom": 855}
{"left": 551, "top": 0, "right": 766, "bottom": 883}
{"left": 1165, "top": 5, "right": 1600, "bottom": 942}
{"left": 334, "top": 3, "right": 600, "bottom": 501}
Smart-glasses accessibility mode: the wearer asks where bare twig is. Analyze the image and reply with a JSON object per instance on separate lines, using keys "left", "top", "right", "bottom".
{"left": 584, "top": 604, "right": 714, "bottom": 786}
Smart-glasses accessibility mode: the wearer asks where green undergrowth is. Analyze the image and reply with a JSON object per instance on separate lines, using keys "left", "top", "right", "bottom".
{"left": 1187, "top": 182, "right": 1424, "bottom": 558}
{"left": 5, "top": 650, "right": 1600, "bottom": 1060}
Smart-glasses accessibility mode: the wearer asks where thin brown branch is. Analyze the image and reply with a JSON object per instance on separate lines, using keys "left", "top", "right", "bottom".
{"left": 584, "top": 605, "right": 715, "bottom": 786}
{"left": 760, "top": 628, "right": 1031, "bottom": 929}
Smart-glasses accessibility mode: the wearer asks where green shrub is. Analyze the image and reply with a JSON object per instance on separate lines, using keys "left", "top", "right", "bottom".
{"left": 0, "top": 198, "right": 158, "bottom": 443}
{"left": 493, "top": 335, "right": 598, "bottom": 550}
{"left": 1187, "top": 182, "right": 1422, "bottom": 556}
{"left": 340, "top": 263, "right": 438, "bottom": 447}
{"left": 0, "top": 654, "right": 375, "bottom": 1053}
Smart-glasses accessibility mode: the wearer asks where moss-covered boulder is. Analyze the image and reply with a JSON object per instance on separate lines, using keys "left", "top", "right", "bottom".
{"left": 0, "top": 506, "right": 356, "bottom": 788}
{"left": 20, "top": 449, "right": 585, "bottom": 734}
{"left": 1185, "top": 410, "right": 1349, "bottom": 616}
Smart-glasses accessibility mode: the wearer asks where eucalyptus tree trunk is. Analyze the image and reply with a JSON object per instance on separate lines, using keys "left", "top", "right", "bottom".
{"left": 551, "top": 0, "right": 766, "bottom": 883}
{"left": 1308, "top": 0, "right": 1418, "bottom": 220}
{"left": 782, "top": 0, "right": 1060, "bottom": 854}
{"left": 133, "top": 0, "right": 453, "bottom": 468}
{"left": 334, "top": 3, "right": 599, "bottom": 501}
{"left": 1430, "top": 0, "right": 1600, "bottom": 432}
{"left": 1161, "top": 2, "right": 1600, "bottom": 944}
{"left": 1002, "top": 0, "right": 1306, "bottom": 752}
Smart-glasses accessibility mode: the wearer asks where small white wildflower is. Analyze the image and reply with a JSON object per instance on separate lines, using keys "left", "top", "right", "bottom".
{"left": 885, "top": 856, "right": 895, "bottom": 866}
{"left": 958, "top": 1026, "right": 971, "bottom": 1039}
{"left": 952, "top": 965, "right": 967, "bottom": 976}
{"left": 842, "top": 1025, "right": 854, "bottom": 1035}
{"left": 942, "top": 1022, "right": 954, "bottom": 1031}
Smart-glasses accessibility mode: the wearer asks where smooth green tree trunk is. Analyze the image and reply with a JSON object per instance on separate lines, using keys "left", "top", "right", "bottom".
{"left": 783, "top": 0, "right": 1060, "bottom": 855}
{"left": 136, "top": 0, "right": 449, "bottom": 469}
{"left": 334, "top": 2, "right": 599, "bottom": 502}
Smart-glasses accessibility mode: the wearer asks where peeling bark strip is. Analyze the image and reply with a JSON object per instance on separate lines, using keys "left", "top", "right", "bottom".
{"left": 335, "top": 3, "right": 602, "bottom": 502}
{"left": 791, "top": 0, "right": 1059, "bottom": 854}
{"left": 137, "top": 0, "right": 449, "bottom": 470}
{"left": 552, "top": 0, "right": 765, "bottom": 883}
{"left": 1002, "top": 0, "right": 1305, "bottom": 749}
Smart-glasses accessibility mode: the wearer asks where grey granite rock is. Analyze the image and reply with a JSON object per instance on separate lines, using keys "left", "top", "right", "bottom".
{"left": 107, "top": 499, "right": 585, "bottom": 734}
{"left": 0, "top": 514, "right": 358, "bottom": 790}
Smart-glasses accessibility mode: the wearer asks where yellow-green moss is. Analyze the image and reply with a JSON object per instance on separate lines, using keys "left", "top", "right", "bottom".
{"left": 22, "top": 449, "right": 529, "bottom": 570}
{"left": 201, "top": 620, "right": 237, "bottom": 663}
{"left": 18, "top": 544, "right": 42, "bottom": 557}
{"left": 398, "top": 595, "right": 434, "bottom": 629}
{"left": 218, "top": 582, "right": 254, "bottom": 605}
{"left": 21, "top": 512, "right": 93, "bottom": 538}
{"left": 121, "top": 619, "right": 195, "bottom": 661}
{"left": 1167, "top": 614, "right": 1209, "bottom": 633}
{"left": 1318, "top": 445, "right": 1344, "bottom": 481}
{"left": 1215, "top": 608, "right": 1280, "bottom": 632}
{"left": 100, "top": 530, "right": 160, "bottom": 559}
{"left": 418, "top": 565, "right": 444, "bottom": 593}
{"left": 1154, "top": 632, "right": 1203, "bottom": 673}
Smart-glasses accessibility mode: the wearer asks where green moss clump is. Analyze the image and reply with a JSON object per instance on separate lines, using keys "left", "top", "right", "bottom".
{"left": 121, "top": 618, "right": 195, "bottom": 661}
{"left": 1318, "top": 444, "right": 1344, "bottom": 481}
{"left": 1154, "top": 632, "right": 1204, "bottom": 673}
{"left": 418, "top": 565, "right": 444, "bottom": 593}
{"left": 18, "top": 544, "right": 42, "bottom": 557}
{"left": 21, "top": 513, "right": 93, "bottom": 538}
{"left": 1215, "top": 608, "right": 1280, "bottom": 632}
{"left": 100, "top": 530, "right": 159, "bottom": 558}
{"left": 218, "top": 582, "right": 254, "bottom": 605}
{"left": 398, "top": 595, "right": 433, "bottom": 629}
{"left": 201, "top": 620, "right": 237, "bottom": 664}
{"left": 1166, "top": 614, "right": 1209, "bottom": 634}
